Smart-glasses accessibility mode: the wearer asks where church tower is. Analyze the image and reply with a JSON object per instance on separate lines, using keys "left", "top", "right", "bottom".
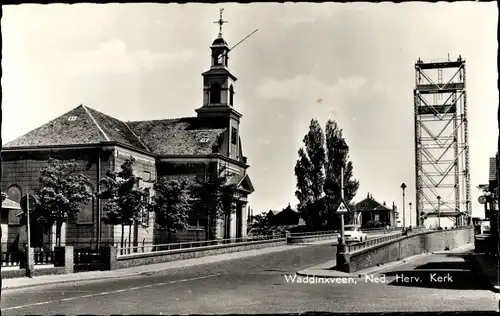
{"left": 196, "top": 9, "right": 243, "bottom": 162}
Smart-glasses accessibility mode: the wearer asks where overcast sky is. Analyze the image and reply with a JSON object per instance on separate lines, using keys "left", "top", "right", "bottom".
{"left": 2, "top": 3, "right": 498, "bottom": 222}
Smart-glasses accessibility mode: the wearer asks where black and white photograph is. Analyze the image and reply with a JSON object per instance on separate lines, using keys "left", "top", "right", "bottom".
{"left": 0, "top": 2, "right": 499, "bottom": 314}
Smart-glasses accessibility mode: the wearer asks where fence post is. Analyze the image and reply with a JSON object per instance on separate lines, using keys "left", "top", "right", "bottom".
{"left": 54, "top": 246, "right": 66, "bottom": 267}
{"left": 26, "top": 247, "right": 35, "bottom": 277}
{"left": 64, "top": 246, "right": 74, "bottom": 274}
{"left": 103, "top": 246, "right": 117, "bottom": 270}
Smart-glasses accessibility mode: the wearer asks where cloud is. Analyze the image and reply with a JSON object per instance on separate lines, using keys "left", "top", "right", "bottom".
{"left": 63, "top": 39, "right": 195, "bottom": 75}
{"left": 257, "top": 138, "right": 270, "bottom": 145}
{"left": 256, "top": 74, "right": 367, "bottom": 108}
{"left": 276, "top": 3, "right": 339, "bottom": 25}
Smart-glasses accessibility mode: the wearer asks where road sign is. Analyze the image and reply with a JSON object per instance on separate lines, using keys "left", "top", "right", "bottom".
{"left": 20, "top": 194, "right": 38, "bottom": 212}
{"left": 478, "top": 195, "right": 487, "bottom": 205}
{"left": 336, "top": 200, "right": 349, "bottom": 213}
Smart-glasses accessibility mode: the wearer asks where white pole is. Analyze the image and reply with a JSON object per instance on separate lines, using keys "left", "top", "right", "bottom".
{"left": 437, "top": 196, "right": 441, "bottom": 229}
{"left": 339, "top": 166, "right": 345, "bottom": 248}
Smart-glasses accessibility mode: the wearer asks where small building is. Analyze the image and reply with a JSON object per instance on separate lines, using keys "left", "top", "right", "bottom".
{"left": 354, "top": 193, "right": 396, "bottom": 228}
{"left": 266, "top": 210, "right": 280, "bottom": 226}
{"left": 274, "top": 204, "right": 301, "bottom": 226}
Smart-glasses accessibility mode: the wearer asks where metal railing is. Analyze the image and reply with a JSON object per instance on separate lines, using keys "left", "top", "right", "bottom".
{"left": 289, "top": 230, "right": 339, "bottom": 237}
{"left": 1, "top": 252, "right": 22, "bottom": 267}
{"left": 117, "top": 234, "right": 285, "bottom": 256}
{"left": 346, "top": 232, "right": 404, "bottom": 252}
{"left": 344, "top": 225, "right": 469, "bottom": 252}
{"left": 1, "top": 249, "right": 54, "bottom": 267}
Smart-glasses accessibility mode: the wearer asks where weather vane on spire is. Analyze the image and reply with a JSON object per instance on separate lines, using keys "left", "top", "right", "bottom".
{"left": 214, "top": 8, "right": 228, "bottom": 37}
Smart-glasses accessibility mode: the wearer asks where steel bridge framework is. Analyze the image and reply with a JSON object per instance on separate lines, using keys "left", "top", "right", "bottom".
{"left": 414, "top": 56, "right": 471, "bottom": 227}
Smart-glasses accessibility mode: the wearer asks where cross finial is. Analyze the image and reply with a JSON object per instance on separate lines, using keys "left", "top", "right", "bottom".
{"left": 214, "top": 8, "right": 228, "bottom": 37}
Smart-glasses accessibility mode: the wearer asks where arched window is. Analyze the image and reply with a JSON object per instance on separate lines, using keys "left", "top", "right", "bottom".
{"left": 77, "top": 183, "right": 94, "bottom": 224}
{"left": 7, "top": 185, "right": 22, "bottom": 224}
{"left": 210, "top": 83, "right": 221, "bottom": 104}
{"left": 213, "top": 52, "right": 222, "bottom": 66}
{"left": 229, "top": 85, "right": 234, "bottom": 106}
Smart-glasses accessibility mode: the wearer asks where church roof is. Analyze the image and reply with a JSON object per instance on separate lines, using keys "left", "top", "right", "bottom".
{"left": 212, "top": 37, "right": 228, "bottom": 46}
{"left": 127, "top": 118, "right": 225, "bottom": 156}
{"left": 5, "top": 105, "right": 113, "bottom": 148}
{"left": 3, "top": 105, "right": 225, "bottom": 157}
{"left": 4, "top": 105, "right": 148, "bottom": 150}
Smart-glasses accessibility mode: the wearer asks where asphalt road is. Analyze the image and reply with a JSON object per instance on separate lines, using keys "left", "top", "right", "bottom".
{"left": 2, "top": 242, "right": 498, "bottom": 314}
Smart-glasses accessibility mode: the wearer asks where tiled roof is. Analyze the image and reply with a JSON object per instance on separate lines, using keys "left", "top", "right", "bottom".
{"left": 355, "top": 197, "right": 391, "bottom": 211}
{"left": 127, "top": 118, "right": 225, "bottom": 156}
{"left": 3, "top": 105, "right": 226, "bottom": 157}
{"left": 85, "top": 107, "right": 149, "bottom": 151}
{"left": 3, "top": 105, "right": 107, "bottom": 147}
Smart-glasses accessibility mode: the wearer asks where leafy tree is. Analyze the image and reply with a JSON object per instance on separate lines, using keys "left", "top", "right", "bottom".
{"left": 151, "top": 177, "right": 191, "bottom": 242}
{"left": 324, "top": 120, "right": 359, "bottom": 212}
{"left": 295, "top": 119, "right": 359, "bottom": 231}
{"left": 248, "top": 213, "right": 271, "bottom": 235}
{"left": 97, "top": 157, "right": 150, "bottom": 249}
{"left": 295, "top": 119, "right": 326, "bottom": 230}
{"left": 32, "top": 158, "right": 93, "bottom": 247}
{"left": 190, "top": 166, "right": 238, "bottom": 240}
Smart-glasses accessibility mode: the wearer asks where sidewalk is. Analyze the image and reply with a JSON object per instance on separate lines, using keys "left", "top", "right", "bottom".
{"left": 472, "top": 252, "right": 500, "bottom": 292}
{"left": 296, "top": 243, "right": 475, "bottom": 279}
{"left": 1, "top": 240, "right": 336, "bottom": 290}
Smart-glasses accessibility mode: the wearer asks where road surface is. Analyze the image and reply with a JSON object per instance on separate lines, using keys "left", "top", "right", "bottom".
{"left": 1, "top": 243, "right": 498, "bottom": 314}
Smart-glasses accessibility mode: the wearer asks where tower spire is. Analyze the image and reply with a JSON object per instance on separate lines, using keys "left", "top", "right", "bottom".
{"left": 214, "top": 8, "right": 228, "bottom": 37}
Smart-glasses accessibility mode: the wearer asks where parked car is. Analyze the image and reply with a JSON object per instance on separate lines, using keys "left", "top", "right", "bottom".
{"left": 343, "top": 225, "right": 367, "bottom": 243}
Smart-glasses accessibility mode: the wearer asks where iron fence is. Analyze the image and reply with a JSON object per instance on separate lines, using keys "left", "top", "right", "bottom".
{"left": 117, "top": 234, "right": 285, "bottom": 256}
{"left": 346, "top": 232, "right": 404, "bottom": 252}
{"left": 1, "top": 252, "right": 22, "bottom": 267}
{"left": 289, "top": 230, "right": 339, "bottom": 237}
{"left": 1, "top": 249, "right": 54, "bottom": 267}
{"left": 74, "top": 248, "right": 105, "bottom": 272}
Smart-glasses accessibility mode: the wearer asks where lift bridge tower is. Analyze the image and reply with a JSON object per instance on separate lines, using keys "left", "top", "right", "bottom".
{"left": 414, "top": 55, "right": 471, "bottom": 228}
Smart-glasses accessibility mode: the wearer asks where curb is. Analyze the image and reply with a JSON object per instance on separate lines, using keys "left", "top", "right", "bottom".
{"left": 295, "top": 253, "right": 432, "bottom": 279}
{"left": 1, "top": 272, "right": 140, "bottom": 290}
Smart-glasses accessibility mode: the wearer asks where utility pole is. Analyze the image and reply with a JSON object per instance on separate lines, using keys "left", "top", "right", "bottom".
{"left": 409, "top": 202, "right": 412, "bottom": 228}
{"left": 401, "top": 183, "right": 407, "bottom": 229}
{"left": 26, "top": 193, "right": 32, "bottom": 278}
{"left": 437, "top": 196, "right": 441, "bottom": 229}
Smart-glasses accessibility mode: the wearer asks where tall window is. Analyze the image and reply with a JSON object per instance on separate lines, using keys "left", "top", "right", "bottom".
{"left": 210, "top": 83, "right": 221, "bottom": 104}
{"left": 7, "top": 185, "right": 22, "bottom": 225}
{"left": 213, "top": 52, "right": 222, "bottom": 66}
{"left": 229, "top": 85, "right": 234, "bottom": 106}
{"left": 140, "top": 191, "right": 151, "bottom": 227}
{"left": 231, "top": 127, "right": 238, "bottom": 145}
{"left": 77, "top": 183, "right": 94, "bottom": 224}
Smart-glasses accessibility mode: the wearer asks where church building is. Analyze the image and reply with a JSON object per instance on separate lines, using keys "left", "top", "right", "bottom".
{"left": 1, "top": 12, "right": 254, "bottom": 251}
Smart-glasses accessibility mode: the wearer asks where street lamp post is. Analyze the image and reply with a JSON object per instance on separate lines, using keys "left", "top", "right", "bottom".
{"left": 336, "top": 140, "right": 349, "bottom": 255}
{"left": 401, "top": 183, "right": 407, "bottom": 229}
{"left": 409, "top": 202, "right": 412, "bottom": 228}
{"left": 437, "top": 196, "right": 441, "bottom": 229}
